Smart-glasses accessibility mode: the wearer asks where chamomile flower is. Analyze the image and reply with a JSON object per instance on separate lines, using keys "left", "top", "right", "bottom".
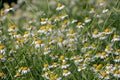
{"left": 78, "top": 65, "right": 86, "bottom": 72}
{"left": 102, "top": 8, "right": 109, "bottom": 13}
{"left": 60, "top": 13, "right": 68, "bottom": 20}
{"left": 114, "top": 56, "right": 120, "bottom": 62}
{"left": 56, "top": 3, "right": 65, "bottom": 11}
{"left": 58, "top": 38, "right": 64, "bottom": 47}
{"left": 63, "top": 69, "right": 71, "bottom": 76}
{"left": 18, "top": 67, "right": 30, "bottom": 75}
{"left": 104, "top": 28, "right": 114, "bottom": 35}
{"left": 35, "top": 40, "right": 44, "bottom": 48}
{"left": 114, "top": 70, "right": 120, "bottom": 78}
{"left": 14, "top": 72, "right": 20, "bottom": 77}
{"left": 89, "top": 8, "right": 95, "bottom": 13}
{"left": 0, "top": 10, "right": 5, "bottom": 15}
{"left": 4, "top": 3, "right": 14, "bottom": 13}
{"left": 96, "top": 14, "right": 102, "bottom": 18}
{"left": 8, "top": 25, "right": 18, "bottom": 32}
{"left": 100, "top": 52, "right": 109, "bottom": 59}
{"left": 23, "top": 31, "right": 30, "bottom": 38}
{"left": 41, "top": 18, "right": 48, "bottom": 25}
{"left": 84, "top": 17, "right": 91, "bottom": 23}
{"left": 43, "top": 64, "right": 50, "bottom": 71}
{"left": 38, "top": 26, "right": 47, "bottom": 34}
{"left": 92, "top": 30, "right": 100, "bottom": 38}
{"left": 105, "top": 63, "right": 113, "bottom": 69}
{"left": 54, "top": 74, "right": 62, "bottom": 80}
{"left": 0, "top": 72, "right": 5, "bottom": 79}
{"left": 44, "top": 48, "right": 51, "bottom": 55}
{"left": 67, "top": 30, "right": 75, "bottom": 36}
{"left": 95, "top": 64, "right": 103, "bottom": 72}
{"left": 111, "top": 34, "right": 120, "bottom": 42}
{"left": 99, "top": 33, "right": 107, "bottom": 40}
{"left": 74, "top": 56, "right": 83, "bottom": 64}
{"left": 42, "top": 71, "right": 51, "bottom": 79}
{"left": 26, "top": 25, "right": 33, "bottom": 31}
{"left": 7, "top": 57, "right": 14, "bottom": 62}
{"left": 99, "top": 0, "right": 105, "bottom": 6}
{"left": 71, "top": 19, "right": 78, "bottom": 24}
{"left": 76, "top": 22, "right": 84, "bottom": 28}
{"left": 54, "top": 16, "right": 60, "bottom": 22}
{"left": 50, "top": 62, "right": 59, "bottom": 68}
{"left": 59, "top": 55, "right": 68, "bottom": 61}
{"left": 0, "top": 55, "right": 6, "bottom": 61}
{"left": 105, "top": 45, "right": 113, "bottom": 53}
{"left": 0, "top": 45, "right": 6, "bottom": 54}
{"left": 62, "top": 20, "right": 70, "bottom": 27}
{"left": 61, "top": 61, "right": 70, "bottom": 69}
{"left": 99, "top": 72, "right": 110, "bottom": 80}
{"left": 114, "top": 49, "right": 120, "bottom": 55}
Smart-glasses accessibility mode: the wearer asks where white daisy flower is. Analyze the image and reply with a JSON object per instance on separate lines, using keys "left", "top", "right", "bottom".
{"left": 18, "top": 67, "right": 30, "bottom": 75}
{"left": 56, "top": 3, "right": 65, "bottom": 11}
{"left": 63, "top": 70, "right": 71, "bottom": 76}
{"left": 111, "top": 34, "right": 120, "bottom": 42}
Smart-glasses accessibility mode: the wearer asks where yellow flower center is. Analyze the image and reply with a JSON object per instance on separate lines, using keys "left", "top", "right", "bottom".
{"left": 59, "top": 38, "right": 63, "bottom": 42}
{"left": 0, "top": 46, "right": 5, "bottom": 50}
{"left": 57, "top": 3, "right": 62, "bottom": 7}
{"left": 15, "top": 72, "right": 20, "bottom": 77}
{"left": 85, "top": 17, "right": 89, "bottom": 20}
{"left": 105, "top": 28, "right": 110, "bottom": 32}
{"left": 0, "top": 72, "right": 4, "bottom": 77}
{"left": 40, "top": 26, "right": 46, "bottom": 30}
{"left": 101, "top": 52, "right": 106, "bottom": 56}
{"left": 96, "top": 64, "right": 102, "bottom": 70}
{"left": 113, "top": 34, "right": 118, "bottom": 38}
{"left": 115, "top": 64, "right": 118, "bottom": 67}
{"left": 106, "top": 46, "right": 110, "bottom": 51}
{"left": 0, "top": 10, "right": 4, "bottom": 15}
{"left": 41, "top": 18, "right": 46, "bottom": 21}
{"left": 79, "top": 66, "right": 83, "bottom": 69}
{"left": 8, "top": 57, "right": 13, "bottom": 60}
{"left": 10, "top": 25, "right": 15, "bottom": 29}
{"left": 100, "top": 0, "right": 104, "bottom": 3}
{"left": 24, "top": 31, "right": 28, "bottom": 34}
{"left": 84, "top": 43, "right": 89, "bottom": 47}
{"left": 0, "top": 55, "right": 4, "bottom": 59}
{"left": 53, "top": 62, "right": 58, "bottom": 66}
{"left": 117, "top": 49, "right": 120, "bottom": 52}
{"left": 37, "top": 40, "right": 42, "bottom": 44}
{"left": 77, "top": 22, "right": 82, "bottom": 25}
{"left": 20, "top": 67, "right": 28, "bottom": 70}
{"left": 93, "top": 30, "right": 98, "bottom": 35}
{"left": 44, "top": 64, "right": 49, "bottom": 68}
{"left": 93, "top": 64, "right": 97, "bottom": 67}
{"left": 60, "top": 55, "right": 65, "bottom": 60}
{"left": 5, "top": 4, "right": 10, "bottom": 9}
{"left": 106, "top": 63, "right": 110, "bottom": 66}
{"left": 62, "top": 62, "right": 67, "bottom": 65}
{"left": 63, "top": 70, "right": 68, "bottom": 73}
{"left": 33, "top": 38, "right": 37, "bottom": 41}
{"left": 101, "top": 72, "right": 106, "bottom": 77}
{"left": 91, "top": 8, "right": 94, "bottom": 11}
{"left": 69, "top": 30, "right": 74, "bottom": 34}
{"left": 100, "top": 33, "right": 105, "bottom": 37}
{"left": 116, "top": 56, "right": 119, "bottom": 59}
{"left": 55, "top": 74, "right": 59, "bottom": 78}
